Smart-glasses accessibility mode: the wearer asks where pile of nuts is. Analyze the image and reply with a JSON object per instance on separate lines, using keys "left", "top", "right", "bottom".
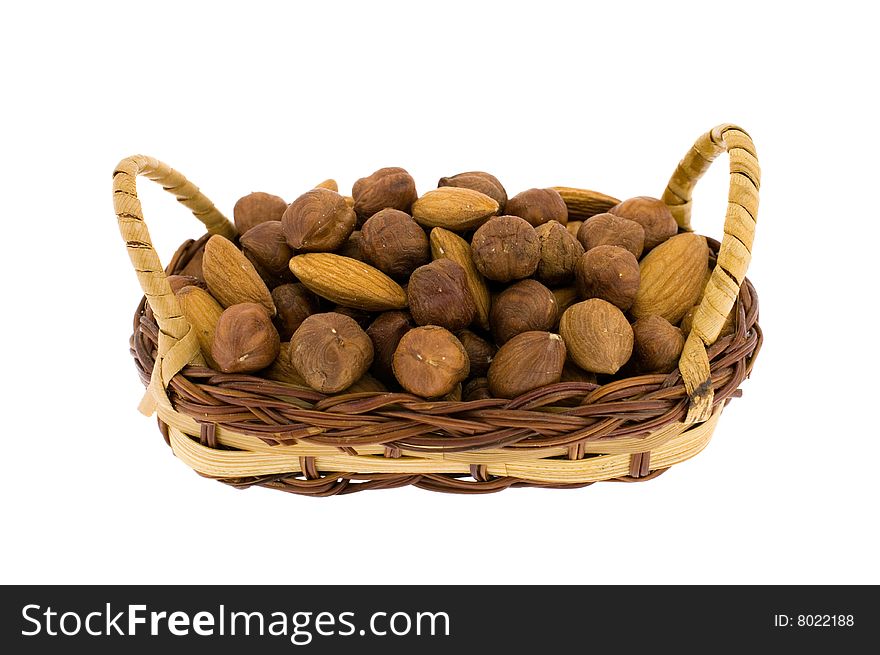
{"left": 170, "top": 168, "right": 731, "bottom": 401}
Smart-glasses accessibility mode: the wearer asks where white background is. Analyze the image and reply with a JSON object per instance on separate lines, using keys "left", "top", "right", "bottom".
{"left": 1, "top": 1, "right": 877, "bottom": 585}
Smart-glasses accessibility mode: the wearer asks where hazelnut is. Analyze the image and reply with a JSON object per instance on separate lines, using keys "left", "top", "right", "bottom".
{"left": 407, "top": 259, "right": 476, "bottom": 331}
{"left": 577, "top": 212, "right": 645, "bottom": 259}
{"left": 632, "top": 315, "right": 685, "bottom": 374}
{"left": 240, "top": 221, "right": 294, "bottom": 278}
{"left": 490, "top": 279, "right": 558, "bottom": 344}
{"left": 455, "top": 329, "right": 497, "bottom": 376}
{"left": 487, "top": 331, "right": 567, "bottom": 399}
{"left": 470, "top": 215, "right": 540, "bottom": 282}
{"left": 609, "top": 196, "right": 677, "bottom": 251}
{"left": 438, "top": 171, "right": 507, "bottom": 212}
{"left": 534, "top": 220, "right": 585, "bottom": 286}
{"left": 167, "top": 274, "right": 206, "bottom": 294}
{"left": 505, "top": 188, "right": 568, "bottom": 226}
{"left": 559, "top": 299, "right": 633, "bottom": 374}
{"left": 233, "top": 192, "right": 288, "bottom": 235}
{"left": 352, "top": 167, "right": 418, "bottom": 219}
{"left": 271, "top": 283, "right": 320, "bottom": 340}
{"left": 212, "top": 303, "right": 281, "bottom": 373}
{"left": 463, "top": 377, "right": 492, "bottom": 401}
{"left": 282, "top": 188, "right": 357, "bottom": 252}
{"left": 392, "top": 326, "right": 470, "bottom": 398}
{"left": 366, "top": 311, "right": 415, "bottom": 385}
{"left": 337, "top": 230, "right": 366, "bottom": 262}
{"left": 575, "top": 245, "right": 640, "bottom": 311}
{"left": 361, "top": 209, "right": 429, "bottom": 278}
{"left": 289, "top": 312, "right": 374, "bottom": 393}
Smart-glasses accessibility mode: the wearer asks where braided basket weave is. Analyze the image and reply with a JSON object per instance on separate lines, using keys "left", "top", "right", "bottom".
{"left": 117, "top": 124, "right": 762, "bottom": 496}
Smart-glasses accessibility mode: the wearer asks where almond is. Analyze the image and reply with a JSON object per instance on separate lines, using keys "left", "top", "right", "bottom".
{"left": 551, "top": 186, "right": 620, "bottom": 220}
{"left": 429, "top": 227, "right": 491, "bottom": 330}
{"left": 175, "top": 285, "right": 224, "bottom": 369}
{"left": 412, "top": 187, "right": 499, "bottom": 231}
{"left": 315, "top": 179, "right": 338, "bottom": 192}
{"left": 289, "top": 253, "right": 407, "bottom": 311}
{"left": 631, "top": 233, "right": 710, "bottom": 324}
{"left": 263, "top": 343, "right": 310, "bottom": 387}
{"left": 202, "top": 235, "right": 276, "bottom": 316}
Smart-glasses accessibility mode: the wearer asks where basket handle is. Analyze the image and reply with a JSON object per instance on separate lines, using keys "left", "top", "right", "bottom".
{"left": 662, "top": 124, "right": 760, "bottom": 424}
{"left": 113, "top": 155, "right": 236, "bottom": 386}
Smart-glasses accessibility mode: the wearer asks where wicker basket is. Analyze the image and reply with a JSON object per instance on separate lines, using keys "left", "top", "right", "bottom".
{"left": 116, "top": 124, "right": 761, "bottom": 496}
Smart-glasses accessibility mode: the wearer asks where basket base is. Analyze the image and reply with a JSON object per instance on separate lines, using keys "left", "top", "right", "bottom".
{"left": 162, "top": 406, "right": 722, "bottom": 494}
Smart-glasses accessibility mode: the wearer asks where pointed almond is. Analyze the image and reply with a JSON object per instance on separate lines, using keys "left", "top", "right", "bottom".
{"left": 631, "top": 233, "right": 710, "bottom": 323}
{"left": 551, "top": 186, "right": 620, "bottom": 220}
{"left": 412, "top": 187, "right": 499, "bottom": 231}
{"left": 203, "top": 235, "right": 276, "bottom": 316}
{"left": 289, "top": 253, "right": 407, "bottom": 311}
{"left": 429, "top": 227, "right": 491, "bottom": 330}
{"left": 175, "top": 286, "right": 224, "bottom": 369}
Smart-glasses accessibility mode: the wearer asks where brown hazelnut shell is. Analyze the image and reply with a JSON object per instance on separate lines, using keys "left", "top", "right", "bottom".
{"left": 337, "top": 231, "right": 366, "bottom": 262}
{"left": 407, "top": 259, "right": 476, "bottom": 331}
{"left": 392, "top": 326, "right": 469, "bottom": 398}
{"left": 289, "top": 312, "right": 374, "bottom": 393}
{"left": 366, "top": 311, "right": 415, "bottom": 385}
{"left": 455, "top": 329, "right": 497, "bottom": 377}
{"left": 577, "top": 213, "right": 645, "bottom": 259}
{"left": 167, "top": 274, "right": 206, "bottom": 295}
{"left": 352, "top": 167, "right": 418, "bottom": 219}
{"left": 233, "top": 192, "right": 288, "bottom": 235}
{"left": 271, "top": 283, "right": 320, "bottom": 340}
{"left": 282, "top": 188, "right": 357, "bottom": 252}
{"left": 470, "top": 215, "right": 540, "bottom": 282}
{"left": 487, "top": 331, "right": 567, "bottom": 399}
{"left": 632, "top": 315, "right": 685, "bottom": 374}
{"left": 559, "top": 299, "right": 633, "bottom": 375}
{"left": 462, "top": 377, "right": 492, "bottom": 401}
{"left": 535, "top": 220, "right": 585, "bottom": 286}
{"left": 240, "top": 221, "right": 294, "bottom": 278}
{"left": 212, "top": 303, "right": 281, "bottom": 373}
{"left": 575, "top": 245, "right": 640, "bottom": 312}
{"left": 608, "top": 196, "right": 677, "bottom": 251}
{"left": 490, "top": 279, "right": 558, "bottom": 344}
{"left": 505, "top": 188, "right": 568, "bottom": 226}
{"left": 361, "top": 209, "right": 430, "bottom": 278}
